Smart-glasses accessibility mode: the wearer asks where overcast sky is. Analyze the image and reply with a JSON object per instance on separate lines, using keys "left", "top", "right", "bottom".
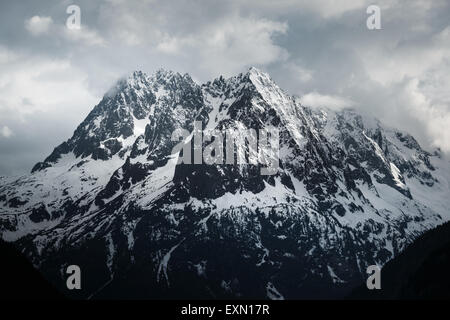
{"left": 0, "top": 0, "right": 449, "bottom": 176}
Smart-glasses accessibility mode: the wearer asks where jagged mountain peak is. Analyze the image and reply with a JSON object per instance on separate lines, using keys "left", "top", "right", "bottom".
{"left": 154, "top": 68, "right": 186, "bottom": 79}
{"left": 2, "top": 67, "right": 450, "bottom": 299}
{"left": 104, "top": 68, "right": 196, "bottom": 101}
{"left": 247, "top": 65, "right": 264, "bottom": 74}
{"left": 206, "top": 66, "right": 273, "bottom": 88}
{"left": 104, "top": 70, "right": 149, "bottom": 98}
{"left": 239, "top": 66, "right": 293, "bottom": 107}
{"left": 246, "top": 66, "right": 273, "bottom": 82}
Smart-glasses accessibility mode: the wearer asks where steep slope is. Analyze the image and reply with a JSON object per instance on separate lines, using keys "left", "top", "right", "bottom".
{"left": 0, "top": 67, "right": 449, "bottom": 299}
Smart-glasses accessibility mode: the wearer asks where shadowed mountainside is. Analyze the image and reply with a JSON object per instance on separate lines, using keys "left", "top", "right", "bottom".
{"left": 348, "top": 221, "right": 450, "bottom": 299}
{"left": 0, "top": 239, "right": 65, "bottom": 300}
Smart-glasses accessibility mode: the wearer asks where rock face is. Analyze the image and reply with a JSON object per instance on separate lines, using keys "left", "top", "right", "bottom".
{"left": 1, "top": 67, "right": 449, "bottom": 299}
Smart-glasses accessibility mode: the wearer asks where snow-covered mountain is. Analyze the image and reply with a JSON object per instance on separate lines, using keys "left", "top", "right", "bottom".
{"left": 1, "top": 67, "right": 449, "bottom": 299}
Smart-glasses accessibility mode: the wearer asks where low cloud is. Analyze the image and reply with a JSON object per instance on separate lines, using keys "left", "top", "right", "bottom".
{"left": 0, "top": 52, "right": 100, "bottom": 174}
{"left": 25, "top": 16, "right": 53, "bottom": 36}
{"left": 24, "top": 14, "right": 105, "bottom": 47}
{"left": 1, "top": 126, "right": 13, "bottom": 138}
{"left": 0, "top": 56, "right": 98, "bottom": 120}
{"left": 155, "top": 16, "right": 288, "bottom": 77}
{"left": 300, "top": 92, "right": 354, "bottom": 110}
{"left": 62, "top": 26, "right": 106, "bottom": 47}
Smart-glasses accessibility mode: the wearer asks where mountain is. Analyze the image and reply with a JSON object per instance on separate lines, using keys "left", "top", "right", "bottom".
{"left": 0, "top": 67, "right": 449, "bottom": 299}
{"left": 348, "top": 221, "right": 450, "bottom": 299}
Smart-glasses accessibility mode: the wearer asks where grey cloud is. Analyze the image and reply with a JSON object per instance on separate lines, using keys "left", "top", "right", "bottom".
{"left": 0, "top": 0, "right": 449, "bottom": 175}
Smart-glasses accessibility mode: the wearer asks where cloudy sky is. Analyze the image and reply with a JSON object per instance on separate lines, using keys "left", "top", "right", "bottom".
{"left": 0, "top": 0, "right": 449, "bottom": 176}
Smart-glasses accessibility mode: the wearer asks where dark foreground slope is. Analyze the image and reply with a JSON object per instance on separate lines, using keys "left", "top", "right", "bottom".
{"left": 349, "top": 221, "right": 450, "bottom": 299}
{"left": 0, "top": 239, "right": 64, "bottom": 300}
